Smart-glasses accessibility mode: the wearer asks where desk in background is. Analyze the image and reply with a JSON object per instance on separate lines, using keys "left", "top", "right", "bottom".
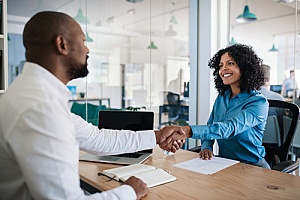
{"left": 69, "top": 98, "right": 110, "bottom": 108}
{"left": 79, "top": 146, "right": 300, "bottom": 199}
{"left": 158, "top": 104, "right": 189, "bottom": 128}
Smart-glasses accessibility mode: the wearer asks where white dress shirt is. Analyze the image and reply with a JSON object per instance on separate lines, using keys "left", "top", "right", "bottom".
{"left": 0, "top": 62, "right": 156, "bottom": 200}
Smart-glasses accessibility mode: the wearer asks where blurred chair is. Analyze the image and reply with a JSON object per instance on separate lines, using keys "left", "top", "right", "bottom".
{"left": 264, "top": 100, "right": 299, "bottom": 173}
{"left": 262, "top": 115, "right": 281, "bottom": 147}
{"left": 70, "top": 102, "right": 107, "bottom": 126}
{"left": 158, "top": 91, "right": 181, "bottom": 128}
{"left": 283, "top": 116, "right": 300, "bottom": 164}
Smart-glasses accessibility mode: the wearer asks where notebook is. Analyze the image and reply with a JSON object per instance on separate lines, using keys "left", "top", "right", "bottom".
{"left": 79, "top": 110, "right": 154, "bottom": 165}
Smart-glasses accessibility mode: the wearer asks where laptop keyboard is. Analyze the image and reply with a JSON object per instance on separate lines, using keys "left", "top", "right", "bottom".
{"left": 111, "top": 153, "right": 143, "bottom": 158}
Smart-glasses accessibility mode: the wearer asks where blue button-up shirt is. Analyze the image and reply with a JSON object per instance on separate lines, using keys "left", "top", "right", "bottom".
{"left": 190, "top": 89, "right": 268, "bottom": 163}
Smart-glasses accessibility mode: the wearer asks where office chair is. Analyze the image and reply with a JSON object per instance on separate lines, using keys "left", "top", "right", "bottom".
{"left": 264, "top": 100, "right": 299, "bottom": 173}
{"left": 159, "top": 92, "right": 181, "bottom": 127}
{"left": 70, "top": 102, "right": 107, "bottom": 126}
{"left": 283, "top": 116, "right": 300, "bottom": 164}
{"left": 262, "top": 115, "right": 281, "bottom": 147}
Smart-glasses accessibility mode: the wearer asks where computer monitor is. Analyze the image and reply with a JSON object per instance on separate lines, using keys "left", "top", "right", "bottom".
{"left": 270, "top": 85, "right": 282, "bottom": 94}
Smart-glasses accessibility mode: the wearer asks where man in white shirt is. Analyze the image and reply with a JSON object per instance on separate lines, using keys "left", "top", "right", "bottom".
{"left": 281, "top": 70, "right": 298, "bottom": 97}
{"left": 0, "top": 11, "right": 185, "bottom": 200}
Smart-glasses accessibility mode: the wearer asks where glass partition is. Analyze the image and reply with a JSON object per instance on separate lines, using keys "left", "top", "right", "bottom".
{"left": 229, "top": 0, "right": 299, "bottom": 103}
{"left": 7, "top": 0, "right": 191, "bottom": 129}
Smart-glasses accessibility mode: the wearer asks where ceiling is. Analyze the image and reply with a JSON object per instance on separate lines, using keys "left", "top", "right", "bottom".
{"left": 6, "top": 0, "right": 300, "bottom": 44}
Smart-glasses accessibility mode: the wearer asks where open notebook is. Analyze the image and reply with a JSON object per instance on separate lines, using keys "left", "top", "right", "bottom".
{"left": 79, "top": 110, "right": 154, "bottom": 165}
{"left": 101, "top": 164, "right": 176, "bottom": 188}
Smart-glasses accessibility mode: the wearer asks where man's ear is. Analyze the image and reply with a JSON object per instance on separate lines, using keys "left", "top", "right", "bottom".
{"left": 55, "top": 35, "right": 68, "bottom": 55}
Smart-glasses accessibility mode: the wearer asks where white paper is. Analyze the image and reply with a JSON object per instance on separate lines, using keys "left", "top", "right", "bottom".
{"left": 173, "top": 157, "right": 239, "bottom": 175}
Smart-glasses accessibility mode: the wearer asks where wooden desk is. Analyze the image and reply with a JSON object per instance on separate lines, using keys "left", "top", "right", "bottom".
{"left": 69, "top": 98, "right": 110, "bottom": 107}
{"left": 79, "top": 147, "right": 300, "bottom": 199}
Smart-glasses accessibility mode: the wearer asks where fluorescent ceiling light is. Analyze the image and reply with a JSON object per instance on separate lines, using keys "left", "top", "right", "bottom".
{"left": 127, "top": 8, "right": 135, "bottom": 15}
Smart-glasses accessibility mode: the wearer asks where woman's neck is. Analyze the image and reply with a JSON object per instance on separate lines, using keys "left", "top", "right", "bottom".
{"left": 230, "top": 86, "right": 241, "bottom": 98}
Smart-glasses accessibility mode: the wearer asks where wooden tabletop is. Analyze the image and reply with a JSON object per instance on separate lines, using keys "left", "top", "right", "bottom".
{"left": 79, "top": 146, "right": 300, "bottom": 200}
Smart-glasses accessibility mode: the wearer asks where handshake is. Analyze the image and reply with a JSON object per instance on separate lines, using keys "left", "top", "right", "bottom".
{"left": 122, "top": 125, "right": 191, "bottom": 199}
{"left": 155, "top": 125, "right": 191, "bottom": 153}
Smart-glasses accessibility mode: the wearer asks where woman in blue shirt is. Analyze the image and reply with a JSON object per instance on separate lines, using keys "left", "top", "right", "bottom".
{"left": 166, "top": 44, "right": 270, "bottom": 168}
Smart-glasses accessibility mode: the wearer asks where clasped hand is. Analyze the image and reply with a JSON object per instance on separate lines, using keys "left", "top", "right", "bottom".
{"left": 156, "top": 125, "right": 187, "bottom": 153}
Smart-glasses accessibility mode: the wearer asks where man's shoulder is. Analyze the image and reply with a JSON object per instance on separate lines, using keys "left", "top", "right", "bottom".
{"left": 261, "top": 89, "right": 284, "bottom": 101}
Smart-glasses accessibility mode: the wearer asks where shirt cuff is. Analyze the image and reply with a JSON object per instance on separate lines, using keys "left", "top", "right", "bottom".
{"left": 136, "top": 130, "right": 156, "bottom": 149}
{"left": 110, "top": 184, "right": 137, "bottom": 200}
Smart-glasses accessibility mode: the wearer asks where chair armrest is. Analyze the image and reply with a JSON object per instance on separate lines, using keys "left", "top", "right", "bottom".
{"left": 188, "top": 146, "right": 202, "bottom": 153}
{"left": 272, "top": 160, "right": 298, "bottom": 173}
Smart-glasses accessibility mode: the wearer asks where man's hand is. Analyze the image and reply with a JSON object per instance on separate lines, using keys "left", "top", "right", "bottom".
{"left": 199, "top": 149, "right": 213, "bottom": 160}
{"left": 123, "top": 176, "right": 148, "bottom": 199}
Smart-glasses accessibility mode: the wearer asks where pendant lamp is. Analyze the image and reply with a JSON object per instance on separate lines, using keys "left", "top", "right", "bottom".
{"left": 86, "top": 32, "right": 93, "bottom": 42}
{"left": 73, "top": 8, "right": 90, "bottom": 24}
{"left": 236, "top": 4, "right": 257, "bottom": 23}
{"left": 279, "top": 0, "right": 294, "bottom": 3}
{"left": 269, "top": 44, "right": 279, "bottom": 52}
{"left": 229, "top": 37, "right": 237, "bottom": 45}
{"left": 170, "top": 15, "right": 178, "bottom": 24}
{"left": 165, "top": 25, "right": 177, "bottom": 36}
{"left": 147, "top": 41, "right": 158, "bottom": 49}
{"left": 269, "top": 35, "right": 278, "bottom": 52}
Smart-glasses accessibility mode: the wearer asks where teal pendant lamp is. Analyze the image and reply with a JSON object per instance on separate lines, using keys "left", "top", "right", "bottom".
{"left": 165, "top": 25, "right": 177, "bottom": 36}
{"left": 147, "top": 41, "right": 158, "bottom": 49}
{"left": 269, "top": 35, "right": 278, "bottom": 52}
{"left": 86, "top": 32, "right": 93, "bottom": 42}
{"left": 229, "top": 37, "right": 237, "bottom": 45}
{"left": 73, "top": 8, "right": 90, "bottom": 24}
{"left": 169, "top": 15, "right": 178, "bottom": 24}
{"left": 269, "top": 44, "right": 279, "bottom": 52}
{"left": 236, "top": 5, "right": 257, "bottom": 23}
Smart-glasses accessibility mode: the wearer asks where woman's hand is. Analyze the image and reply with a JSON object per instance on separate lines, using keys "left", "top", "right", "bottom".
{"left": 199, "top": 149, "right": 214, "bottom": 160}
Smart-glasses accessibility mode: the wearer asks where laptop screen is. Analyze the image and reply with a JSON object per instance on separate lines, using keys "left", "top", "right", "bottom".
{"left": 98, "top": 110, "right": 154, "bottom": 131}
{"left": 98, "top": 110, "right": 154, "bottom": 154}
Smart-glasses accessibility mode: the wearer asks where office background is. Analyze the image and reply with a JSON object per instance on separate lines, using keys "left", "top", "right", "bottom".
{"left": 5, "top": 0, "right": 300, "bottom": 149}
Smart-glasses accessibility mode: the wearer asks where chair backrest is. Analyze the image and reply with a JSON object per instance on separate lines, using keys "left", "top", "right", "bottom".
{"left": 166, "top": 92, "right": 180, "bottom": 105}
{"left": 292, "top": 123, "right": 300, "bottom": 148}
{"left": 263, "top": 115, "right": 281, "bottom": 146}
{"left": 70, "top": 102, "right": 107, "bottom": 125}
{"left": 264, "top": 100, "right": 299, "bottom": 167}
{"left": 283, "top": 116, "right": 300, "bottom": 149}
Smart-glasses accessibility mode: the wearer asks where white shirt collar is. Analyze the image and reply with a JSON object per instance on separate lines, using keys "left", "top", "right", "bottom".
{"left": 22, "top": 62, "right": 71, "bottom": 97}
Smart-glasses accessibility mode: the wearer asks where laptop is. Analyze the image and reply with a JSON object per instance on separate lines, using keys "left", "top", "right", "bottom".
{"left": 79, "top": 110, "right": 154, "bottom": 165}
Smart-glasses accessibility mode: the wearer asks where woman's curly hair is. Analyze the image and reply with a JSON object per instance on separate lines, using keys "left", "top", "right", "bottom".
{"left": 208, "top": 44, "right": 264, "bottom": 95}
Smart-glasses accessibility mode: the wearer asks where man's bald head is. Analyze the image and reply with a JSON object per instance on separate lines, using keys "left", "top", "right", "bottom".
{"left": 22, "top": 11, "right": 89, "bottom": 83}
{"left": 23, "top": 11, "right": 75, "bottom": 51}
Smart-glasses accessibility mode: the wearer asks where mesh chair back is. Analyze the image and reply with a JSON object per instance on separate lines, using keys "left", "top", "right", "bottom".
{"left": 263, "top": 115, "right": 281, "bottom": 146}
{"left": 264, "top": 100, "right": 299, "bottom": 168}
